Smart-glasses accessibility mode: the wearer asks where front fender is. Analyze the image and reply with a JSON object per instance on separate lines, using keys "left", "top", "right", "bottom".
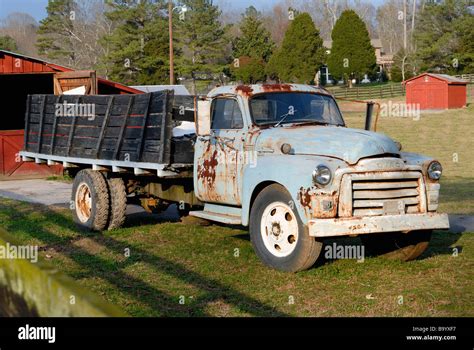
{"left": 241, "top": 155, "right": 343, "bottom": 226}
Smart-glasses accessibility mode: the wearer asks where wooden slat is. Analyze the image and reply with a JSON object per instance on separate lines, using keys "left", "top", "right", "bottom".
{"left": 137, "top": 93, "right": 153, "bottom": 160}
{"left": 95, "top": 96, "right": 114, "bottom": 158}
{"left": 159, "top": 91, "right": 173, "bottom": 164}
{"left": 66, "top": 96, "right": 81, "bottom": 156}
{"left": 36, "top": 95, "right": 47, "bottom": 153}
{"left": 113, "top": 95, "right": 134, "bottom": 160}
{"left": 49, "top": 95, "right": 61, "bottom": 154}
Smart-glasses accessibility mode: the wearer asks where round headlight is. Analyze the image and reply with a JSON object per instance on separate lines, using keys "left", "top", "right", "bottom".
{"left": 312, "top": 165, "right": 332, "bottom": 186}
{"left": 428, "top": 161, "right": 442, "bottom": 180}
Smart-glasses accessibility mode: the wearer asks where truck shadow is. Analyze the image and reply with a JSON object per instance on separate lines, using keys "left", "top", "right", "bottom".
{"left": 316, "top": 230, "right": 463, "bottom": 264}
{"left": 2, "top": 204, "right": 287, "bottom": 317}
{"left": 231, "top": 230, "right": 464, "bottom": 266}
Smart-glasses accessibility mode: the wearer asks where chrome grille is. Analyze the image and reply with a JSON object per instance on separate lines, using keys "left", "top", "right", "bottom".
{"left": 345, "top": 172, "right": 423, "bottom": 217}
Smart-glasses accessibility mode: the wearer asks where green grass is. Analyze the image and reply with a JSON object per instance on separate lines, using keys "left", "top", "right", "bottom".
{"left": 46, "top": 175, "right": 73, "bottom": 183}
{"left": 0, "top": 199, "right": 472, "bottom": 317}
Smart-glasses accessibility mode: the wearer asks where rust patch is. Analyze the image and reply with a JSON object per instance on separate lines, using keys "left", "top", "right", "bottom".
{"left": 235, "top": 85, "right": 254, "bottom": 98}
{"left": 261, "top": 84, "right": 293, "bottom": 93}
{"left": 298, "top": 187, "right": 339, "bottom": 220}
{"left": 197, "top": 149, "right": 218, "bottom": 185}
{"left": 298, "top": 187, "right": 312, "bottom": 209}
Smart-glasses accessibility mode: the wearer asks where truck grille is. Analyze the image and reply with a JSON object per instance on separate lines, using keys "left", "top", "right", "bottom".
{"left": 339, "top": 172, "right": 424, "bottom": 217}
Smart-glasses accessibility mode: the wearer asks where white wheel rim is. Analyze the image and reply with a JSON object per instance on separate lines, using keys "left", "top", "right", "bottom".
{"left": 75, "top": 182, "right": 92, "bottom": 223}
{"left": 260, "top": 201, "right": 299, "bottom": 257}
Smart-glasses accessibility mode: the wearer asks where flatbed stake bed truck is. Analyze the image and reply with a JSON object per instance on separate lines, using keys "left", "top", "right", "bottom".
{"left": 20, "top": 84, "right": 449, "bottom": 272}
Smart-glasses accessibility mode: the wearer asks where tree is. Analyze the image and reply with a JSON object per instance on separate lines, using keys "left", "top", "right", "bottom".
{"left": 232, "top": 6, "right": 274, "bottom": 62}
{"left": 175, "top": 0, "right": 228, "bottom": 77}
{"left": 230, "top": 56, "right": 266, "bottom": 84}
{"left": 415, "top": 0, "right": 474, "bottom": 74}
{"left": 37, "top": 0, "right": 77, "bottom": 65}
{"left": 376, "top": 0, "right": 404, "bottom": 55}
{"left": 102, "top": 0, "right": 170, "bottom": 85}
{"left": 262, "top": 3, "right": 290, "bottom": 46}
{"left": 266, "top": 12, "right": 325, "bottom": 84}
{"left": 0, "top": 13, "right": 38, "bottom": 56}
{"left": 390, "top": 48, "right": 415, "bottom": 82}
{"left": 0, "top": 35, "right": 17, "bottom": 51}
{"left": 36, "top": 0, "right": 115, "bottom": 72}
{"left": 327, "top": 10, "right": 376, "bottom": 83}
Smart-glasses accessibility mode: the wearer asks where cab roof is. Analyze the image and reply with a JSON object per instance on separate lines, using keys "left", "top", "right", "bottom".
{"left": 208, "top": 84, "right": 332, "bottom": 98}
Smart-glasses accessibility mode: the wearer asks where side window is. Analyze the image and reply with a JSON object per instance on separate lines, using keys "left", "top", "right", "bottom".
{"left": 211, "top": 98, "right": 244, "bottom": 129}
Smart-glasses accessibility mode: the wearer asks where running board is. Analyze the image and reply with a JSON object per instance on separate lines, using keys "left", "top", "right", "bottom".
{"left": 189, "top": 203, "right": 242, "bottom": 225}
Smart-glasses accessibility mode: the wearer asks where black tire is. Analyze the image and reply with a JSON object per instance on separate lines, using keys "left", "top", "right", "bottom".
{"left": 72, "top": 169, "right": 110, "bottom": 231}
{"left": 249, "top": 184, "right": 323, "bottom": 272}
{"left": 360, "top": 230, "right": 432, "bottom": 261}
{"left": 106, "top": 177, "right": 127, "bottom": 230}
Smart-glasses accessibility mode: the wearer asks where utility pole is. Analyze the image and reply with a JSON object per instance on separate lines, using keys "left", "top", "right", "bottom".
{"left": 403, "top": 0, "right": 407, "bottom": 50}
{"left": 411, "top": 0, "right": 417, "bottom": 51}
{"left": 168, "top": 0, "right": 174, "bottom": 85}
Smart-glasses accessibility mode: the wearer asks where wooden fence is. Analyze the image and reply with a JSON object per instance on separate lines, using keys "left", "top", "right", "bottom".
{"left": 326, "top": 84, "right": 405, "bottom": 100}
{"left": 454, "top": 73, "right": 474, "bottom": 83}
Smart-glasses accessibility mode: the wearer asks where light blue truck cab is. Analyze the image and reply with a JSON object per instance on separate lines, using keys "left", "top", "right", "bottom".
{"left": 190, "top": 83, "right": 449, "bottom": 272}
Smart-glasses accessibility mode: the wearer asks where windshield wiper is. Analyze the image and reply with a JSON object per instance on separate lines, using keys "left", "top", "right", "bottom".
{"left": 274, "top": 109, "right": 298, "bottom": 127}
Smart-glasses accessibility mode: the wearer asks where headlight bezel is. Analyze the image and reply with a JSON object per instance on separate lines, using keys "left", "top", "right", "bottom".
{"left": 427, "top": 161, "right": 443, "bottom": 180}
{"left": 312, "top": 165, "right": 332, "bottom": 186}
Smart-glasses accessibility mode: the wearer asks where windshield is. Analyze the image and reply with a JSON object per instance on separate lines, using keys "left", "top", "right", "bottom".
{"left": 250, "top": 92, "right": 345, "bottom": 126}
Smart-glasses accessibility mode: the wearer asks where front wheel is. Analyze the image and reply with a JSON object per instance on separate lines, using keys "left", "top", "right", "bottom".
{"left": 360, "top": 230, "right": 432, "bottom": 261}
{"left": 249, "top": 184, "right": 323, "bottom": 272}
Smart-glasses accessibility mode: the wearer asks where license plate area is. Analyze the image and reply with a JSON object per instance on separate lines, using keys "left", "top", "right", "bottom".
{"left": 383, "top": 200, "right": 406, "bottom": 215}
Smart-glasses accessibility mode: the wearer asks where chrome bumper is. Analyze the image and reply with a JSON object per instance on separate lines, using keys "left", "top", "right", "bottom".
{"left": 308, "top": 213, "right": 450, "bottom": 237}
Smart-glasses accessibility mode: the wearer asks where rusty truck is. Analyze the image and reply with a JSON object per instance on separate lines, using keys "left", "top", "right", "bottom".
{"left": 20, "top": 84, "right": 450, "bottom": 272}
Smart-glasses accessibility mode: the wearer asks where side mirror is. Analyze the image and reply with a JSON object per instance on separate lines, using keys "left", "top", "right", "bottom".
{"left": 365, "top": 102, "right": 374, "bottom": 131}
{"left": 197, "top": 99, "right": 211, "bottom": 136}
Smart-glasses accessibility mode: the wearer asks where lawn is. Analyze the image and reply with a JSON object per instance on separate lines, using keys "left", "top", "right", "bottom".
{"left": 0, "top": 100, "right": 472, "bottom": 317}
{"left": 0, "top": 199, "right": 472, "bottom": 317}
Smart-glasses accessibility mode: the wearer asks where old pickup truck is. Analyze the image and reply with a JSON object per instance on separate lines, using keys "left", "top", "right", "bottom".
{"left": 20, "top": 84, "right": 449, "bottom": 272}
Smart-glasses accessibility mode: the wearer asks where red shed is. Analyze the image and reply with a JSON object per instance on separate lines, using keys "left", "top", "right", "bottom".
{"left": 403, "top": 73, "right": 468, "bottom": 110}
{"left": 0, "top": 50, "right": 142, "bottom": 179}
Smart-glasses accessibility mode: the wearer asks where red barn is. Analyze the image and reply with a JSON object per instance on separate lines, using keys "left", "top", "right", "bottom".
{"left": 403, "top": 73, "right": 468, "bottom": 110}
{"left": 0, "top": 50, "right": 142, "bottom": 179}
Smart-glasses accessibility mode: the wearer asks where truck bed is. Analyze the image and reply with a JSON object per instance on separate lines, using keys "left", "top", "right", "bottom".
{"left": 20, "top": 91, "right": 196, "bottom": 178}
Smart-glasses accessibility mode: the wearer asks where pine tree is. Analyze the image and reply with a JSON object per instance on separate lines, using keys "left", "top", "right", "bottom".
{"left": 102, "top": 0, "right": 171, "bottom": 85}
{"left": 266, "top": 12, "right": 325, "bottom": 84}
{"left": 415, "top": 0, "right": 474, "bottom": 74}
{"left": 230, "top": 56, "right": 266, "bottom": 84}
{"left": 232, "top": 6, "right": 274, "bottom": 62}
{"left": 0, "top": 35, "right": 17, "bottom": 51}
{"left": 37, "top": 0, "right": 77, "bottom": 66}
{"left": 327, "top": 10, "right": 376, "bottom": 82}
{"left": 175, "top": 0, "right": 228, "bottom": 77}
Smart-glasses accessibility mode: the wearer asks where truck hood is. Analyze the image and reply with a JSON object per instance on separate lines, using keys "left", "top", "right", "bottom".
{"left": 256, "top": 125, "right": 400, "bottom": 165}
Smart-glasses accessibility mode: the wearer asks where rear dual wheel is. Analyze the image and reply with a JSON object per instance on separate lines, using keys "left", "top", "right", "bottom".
{"left": 72, "top": 169, "right": 127, "bottom": 231}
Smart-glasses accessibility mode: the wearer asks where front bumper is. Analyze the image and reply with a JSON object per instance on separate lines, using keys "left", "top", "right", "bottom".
{"left": 308, "top": 213, "right": 450, "bottom": 237}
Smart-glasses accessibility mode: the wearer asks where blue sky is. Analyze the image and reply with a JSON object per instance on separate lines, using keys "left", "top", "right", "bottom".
{"left": 0, "top": 0, "right": 385, "bottom": 22}
{"left": 0, "top": 0, "right": 275, "bottom": 21}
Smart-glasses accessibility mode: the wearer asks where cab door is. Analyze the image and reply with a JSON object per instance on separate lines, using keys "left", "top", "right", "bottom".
{"left": 194, "top": 96, "right": 245, "bottom": 205}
